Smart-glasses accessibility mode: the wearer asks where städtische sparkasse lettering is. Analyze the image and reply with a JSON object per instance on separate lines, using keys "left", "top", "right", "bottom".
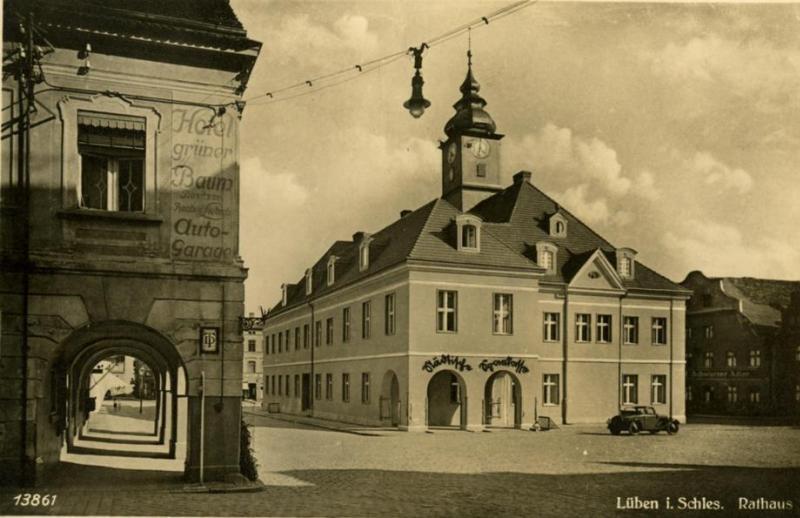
{"left": 421, "top": 355, "right": 530, "bottom": 374}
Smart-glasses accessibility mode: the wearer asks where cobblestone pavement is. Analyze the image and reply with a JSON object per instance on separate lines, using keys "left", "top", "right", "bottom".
{"left": 2, "top": 415, "right": 799, "bottom": 517}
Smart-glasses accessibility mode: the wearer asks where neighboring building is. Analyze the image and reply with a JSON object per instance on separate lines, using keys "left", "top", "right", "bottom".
{"left": 1, "top": 0, "right": 260, "bottom": 484}
{"left": 681, "top": 272, "right": 800, "bottom": 416}
{"left": 242, "top": 314, "right": 265, "bottom": 402}
{"left": 262, "top": 58, "right": 690, "bottom": 431}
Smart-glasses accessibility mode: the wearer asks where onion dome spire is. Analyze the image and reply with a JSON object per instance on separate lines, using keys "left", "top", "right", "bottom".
{"left": 444, "top": 50, "right": 497, "bottom": 137}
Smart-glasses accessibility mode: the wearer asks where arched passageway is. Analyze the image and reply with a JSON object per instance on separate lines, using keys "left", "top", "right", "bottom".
{"left": 380, "top": 371, "right": 401, "bottom": 427}
{"left": 484, "top": 371, "right": 522, "bottom": 428}
{"left": 54, "top": 321, "right": 188, "bottom": 472}
{"left": 426, "top": 370, "right": 467, "bottom": 429}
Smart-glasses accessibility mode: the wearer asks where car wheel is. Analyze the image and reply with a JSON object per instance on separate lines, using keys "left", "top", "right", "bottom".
{"left": 628, "top": 422, "right": 639, "bottom": 435}
{"left": 610, "top": 426, "right": 621, "bottom": 435}
{"left": 667, "top": 421, "right": 679, "bottom": 434}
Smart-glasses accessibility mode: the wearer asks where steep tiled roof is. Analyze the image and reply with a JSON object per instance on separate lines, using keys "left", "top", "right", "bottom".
{"left": 267, "top": 178, "right": 687, "bottom": 317}
{"left": 720, "top": 278, "right": 800, "bottom": 327}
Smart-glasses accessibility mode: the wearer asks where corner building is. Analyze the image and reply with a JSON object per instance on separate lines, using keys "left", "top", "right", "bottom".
{"left": 262, "top": 61, "right": 689, "bottom": 430}
{"left": 1, "top": 0, "right": 260, "bottom": 484}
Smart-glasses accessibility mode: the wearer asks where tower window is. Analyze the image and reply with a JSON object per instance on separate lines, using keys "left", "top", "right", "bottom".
{"left": 476, "top": 163, "right": 486, "bottom": 178}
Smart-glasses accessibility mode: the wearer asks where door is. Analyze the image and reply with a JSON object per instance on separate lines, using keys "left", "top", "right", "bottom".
{"left": 301, "top": 374, "right": 311, "bottom": 412}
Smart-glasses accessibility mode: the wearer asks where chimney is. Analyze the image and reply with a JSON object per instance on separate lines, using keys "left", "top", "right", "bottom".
{"left": 513, "top": 170, "right": 532, "bottom": 184}
{"left": 400, "top": 209, "right": 412, "bottom": 218}
{"left": 353, "top": 231, "right": 371, "bottom": 243}
{"left": 248, "top": 312, "right": 254, "bottom": 317}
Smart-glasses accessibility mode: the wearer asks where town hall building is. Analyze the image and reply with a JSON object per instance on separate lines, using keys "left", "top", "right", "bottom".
{"left": 261, "top": 58, "right": 690, "bottom": 430}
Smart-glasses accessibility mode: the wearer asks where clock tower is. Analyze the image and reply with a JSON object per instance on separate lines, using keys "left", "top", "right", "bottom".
{"left": 441, "top": 52, "right": 504, "bottom": 211}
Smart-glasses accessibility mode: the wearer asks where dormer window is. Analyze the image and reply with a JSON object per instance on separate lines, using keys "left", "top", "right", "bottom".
{"left": 455, "top": 214, "right": 482, "bottom": 252}
{"left": 305, "top": 268, "right": 313, "bottom": 295}
{"left": 616, "top": 248, "right": 637, "bottom": 279}
{"left": 535, "top": 241, "right": 558, "bottom": 274}
{"left": 281, "top": 283, "right": 288, "bottom": 306}
{"left": 353, "top": 232, "right": 373, "bottom": 272}
{"left": 549, "top": 212, "right": 568, "bottom": 238}
{"left": 326, "top": 256, "right": 338, "bottom": 286}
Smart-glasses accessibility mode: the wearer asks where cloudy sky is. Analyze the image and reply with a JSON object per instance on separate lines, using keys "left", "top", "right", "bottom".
{"left": 230, "top": 0, "right": 800, "bottom": 314}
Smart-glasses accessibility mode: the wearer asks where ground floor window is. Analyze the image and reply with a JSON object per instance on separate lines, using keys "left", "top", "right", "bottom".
{"left": 727, "top": 385, "right": 738, "bottom": 403}
{"left": 795, "top": 384, "right": 800, "bottom": 402}
{"left": 271, "top": 375, "right": 276, "bottom": 395}
{"left": 622, "top": 374, "right": 638, "bottom": 404}
{"left": 315, "top": 374, "right": 322, "bottom": 400}
{"left": 543, "top": 374, "right": 559, "bottom": 405}
{"left": 278, "top": 375, "right": 283, "bottom": 396}
{"left": 326, "top": 373, "right": 333, "bottom": 400}
{"left": 343, "top": 373, "right": 350, "bottom": 402}
{"left": 361, "top": 373, "right": 371, "bottom": 403}
{"left": 749, "top": 388, "right": 760, "bottom": 403}
{"left": 449, "top": 374, "right": 461, "bottom": 404}
{"left": 265, "top": 375, "right": 270, "bottom": 395}
{"left": 687, "top": 385, "right": 693, "bottom": 401}
{"left": 294, "top": 375, "right": 300, "bottom": 399}
{"left": 651, "top": 375, "right": 666, "bottom": 404}
{"left": 285, "top": 375, "right": 290, "bottom": 397}
{"left": 703, "top": 386, "right": 713, "bottom": 403}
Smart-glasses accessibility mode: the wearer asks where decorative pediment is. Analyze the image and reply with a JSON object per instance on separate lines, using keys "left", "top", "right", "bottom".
{"left": 568, "top": 249, "right": 626, "bottom": 294}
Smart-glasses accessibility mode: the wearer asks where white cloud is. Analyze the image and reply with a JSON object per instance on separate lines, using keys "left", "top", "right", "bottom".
{"left": 556, "top": 184, "right": 633, "bottom": 228}
{"left": 633, "top": 170, "right": 660, "bottom": 201}
{"left": 505, "top": 123, "right": 637, "bottom": 198}
{"left": 690, "top": 151, "right": 753, "bottom": 194}
{"left": 645, "top": 34, "right": 800, "bottom": 114}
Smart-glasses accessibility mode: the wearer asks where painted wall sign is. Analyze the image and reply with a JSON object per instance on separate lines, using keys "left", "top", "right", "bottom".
{"left": 691, "top": 370, "right": 753, "bottom": 379}
{"left": 479, "top": 356, "right": 530, "bottom": 374}
{"left": 199, "top": 327, "right": 220, "bottom": 354}
{"left": 170, "top": 108, "right": 237, "bottom": 262}
{"left": 422, "top": 354, "right": 472, "bottom": 373}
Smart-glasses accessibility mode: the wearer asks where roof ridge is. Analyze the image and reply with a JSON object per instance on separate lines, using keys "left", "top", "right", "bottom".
{"left": 521, "top": 182, "right": 615, "bottom": 249}
{"left": 408, "top": 198, "right": 449, "bottom": 259}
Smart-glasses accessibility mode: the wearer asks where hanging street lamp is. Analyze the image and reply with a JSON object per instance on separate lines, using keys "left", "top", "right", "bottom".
{"left": 403, "top": 43, "right": 431, "bottom": 118}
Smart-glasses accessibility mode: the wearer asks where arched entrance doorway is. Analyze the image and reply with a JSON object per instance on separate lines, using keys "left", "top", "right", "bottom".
{"left": 426, "top": 370, "right": 467, "bottom": 429}
{"left": 484, "top": 371, "right": 521, "bottom": 428}
{"left": 55, "top": 321, "right": 188, "bottom": 471}
{"left": 380, "top": 371, "right": 401, "bottom": 426}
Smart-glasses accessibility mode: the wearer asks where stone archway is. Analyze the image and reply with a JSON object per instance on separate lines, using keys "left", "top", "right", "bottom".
{"left": 55, "top": 321, "right": 188, "bottom": 470}
{"left": 484, "top": 371, "right": 522, "bottom": 428}
{"left": 426, "top": 370, "right": 467, "bottom": 429}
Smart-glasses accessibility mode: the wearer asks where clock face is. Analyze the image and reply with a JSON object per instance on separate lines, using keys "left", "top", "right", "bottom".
{"left": 471, "top": 138, "right": 490, "bottom": 159}
{"left": 447, "top": 142, "right": 457, "bottom": 164}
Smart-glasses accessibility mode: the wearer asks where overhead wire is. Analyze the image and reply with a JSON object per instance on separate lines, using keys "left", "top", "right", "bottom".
{"left": 242, "top": 0, "right": 537, "bottom": 108}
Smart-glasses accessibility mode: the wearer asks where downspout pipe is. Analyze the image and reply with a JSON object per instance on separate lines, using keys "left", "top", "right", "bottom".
{"left": 562, "top": 288, "right": 568, "bottom": 425}
{"left": 308, "top": 300, "right": 315, "bottom": 415}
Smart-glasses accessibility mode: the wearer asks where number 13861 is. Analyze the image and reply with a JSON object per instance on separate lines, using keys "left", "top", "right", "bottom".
{"left": 13, "top": 494, "right": 57, "bottom": 506}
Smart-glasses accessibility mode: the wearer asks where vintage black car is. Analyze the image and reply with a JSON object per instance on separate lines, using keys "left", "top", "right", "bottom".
{"left": 607, "top": 406, "right": 680, "bottom": 435}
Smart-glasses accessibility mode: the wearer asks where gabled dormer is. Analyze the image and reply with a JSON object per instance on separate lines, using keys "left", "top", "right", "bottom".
{"left": 354, "top": 231, "right": 373, "bottom": 272}
{"left": 549, "top": 210, "right": 568, "bottom": 238}
{"left": 281, "top": 283, "right": 288, "bottom": 306}
{"left": 455, "top": 214, "right": 482, "bottom": 252}
{"left": 326, "top": 255, "right": 338, "bottom": 286}
{"left": 535, "top": 241, "right": 558, "bottom": 274}
{"left": 616, "top": 247, "right": 637, "bottom": 280}
{"left": 304, "top": 268, "right": 313, "bottom": 295}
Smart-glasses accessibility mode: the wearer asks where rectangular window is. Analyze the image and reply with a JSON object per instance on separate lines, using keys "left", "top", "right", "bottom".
{"left": 687, "top": 327, "right": 693, "bottom": 340}
{"left": 361, "top": 372, "right": 370, "bottom": 404}
{"left": 726, "top": 352, "right": 737, "bottom": 368}
{"left": 362, "top": 301, "right": 371, "bottom": 339}
{"left": 265, "top": 336, "right": 270, "bottom": 356}
{"left": 575, "top": 313, "right": 591, "bottom": 342}
{"left": 704, "top": 352, "right": 714, "bottom": 368}
{"left": 278, "top": 332, "right": 283, "bottom": 353}
{"left": 596, "top": 314, "right": 612, "bottom": 343}
{"left": 294, "top": 375, "right": 300, "bottom": 399}
{"left": 493, "top": 294, "right": 513, "bottom": 335}
{"left": 449, "top": 374, "right": 461, "bottom": 404}
{"left": 285, "top": 375, "right": 290, "bottom": 397}
{"left": 78, "top": 113, "right": 146, "bottom": 212}
{"left": 247, "top": 339, "right": 256, "bottom": 352}
{"left": 295, "top": 327, "right": 300, "bottom": 350}
{"left": 543, "top": 312, "right": 560, "bottom": 342}
{"left": 326, "top": 317, "right": 334, "bottom": 345}
{"left": 705, "top": 325, "right": 714, "bottom": 339}
{"left": 278, "top": 374, "right": 282, "bottom": 396}
{"left": 652, "top": 317, "right": 667, "bottom": 345}
{"left": 687, "top": 385, "right": 693, "bottom": 402}
{"left": 385, "top": 293, "right": 396, "bottom": 335}
{"left": 749, "top": 349, "right": 761, "bottom": 368}
{"left": 303, "top": 324, "right": 309, "bottom": 349}
{"left": 436, "top": 290, "right": 458, "bottom": 332}
{"left": 271, "top": 334, "right": 276, "bottom": 354}
{"left": 315, "top": 320, "right": 322, "bottom": 347}
{"left": 325, "top": 374, "right": 333, "bottom": 400}
{"left": 265, "top": 375, "right": 270, "bottom": 395}
{"left": 285, "top": 330, "right": 290, "bottom": 351}
{"left": 727, "top": 385, "right": 738, "bottom": 403}
{"left": 271, "top": 375, "right": 275, "bottom": 395}
{"left": 342, "top": 373, "right": 351, "bottom": 402}
{"left": 343, "top": 307, "right": 351, "bottom": 343}
{"left": 543, "top": 374, "right": 560, "bottom": 405}
{"left": 247, "top": 361, "right": 256, "bottom": 373}
{"left": 651, "top": 375, "right": 666, "bottom": 404}
{"left": 622, "top": 374, "right": 638, "bottom": 405}
{"left": 749, "top": 389, "right": 760, "bottom": 403}
{"left": 795, "top": 384, "right": 800, "bottom": 403}
{"left": 623, "top": 316, "right": 639, "bottom": 344}
{"left": 315, "top": 374, "right": 322, "bottom": 400}
{"left": 476, "top": 163, "right": 487, "bottom": 177}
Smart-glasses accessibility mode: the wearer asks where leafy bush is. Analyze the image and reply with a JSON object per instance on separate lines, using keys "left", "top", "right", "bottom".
{"left": 239, "top": 418, "right": 259, "bottom": 481}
